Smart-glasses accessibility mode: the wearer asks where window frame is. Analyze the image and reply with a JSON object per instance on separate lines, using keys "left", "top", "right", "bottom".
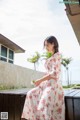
{"left": 0, "top": 44, "right": 14, "bottom": 64}
{"left": 9, "top": 49, "right": 14, "bottom": 60}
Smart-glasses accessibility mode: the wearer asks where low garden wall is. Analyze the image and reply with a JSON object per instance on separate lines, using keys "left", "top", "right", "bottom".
{"left": 0, "top": 61, "right": 44, "bottom": 88}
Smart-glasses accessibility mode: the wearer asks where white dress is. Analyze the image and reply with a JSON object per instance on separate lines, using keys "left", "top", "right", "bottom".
{"left": 21, "top": 52, "right": 65, "bottom": 120}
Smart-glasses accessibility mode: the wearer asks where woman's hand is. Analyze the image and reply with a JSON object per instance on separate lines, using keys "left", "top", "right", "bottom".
{"left": 32, "top": 74, "right": 51, "bottom": 87}
{"left": 34, "top": 79, "right": 42, "bottom": 86}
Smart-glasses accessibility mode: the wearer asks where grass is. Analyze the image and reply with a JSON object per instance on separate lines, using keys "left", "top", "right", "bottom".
{"left": 0, "top": 84, "right": 80, "bottom": 90}
{"left": 63, "top": 84, "right": 76, "bottom": 89}
{"left": 73, "top": 84, "right": 80, "bottom": 89}
{"left": 75, "top": 84, "right": 80, "bottom": 86}
{"left": 0, "top": 85, "right": 27, "bottom": 90}
{"left": 63, "top": 84, "right": 80, "bottom": 89}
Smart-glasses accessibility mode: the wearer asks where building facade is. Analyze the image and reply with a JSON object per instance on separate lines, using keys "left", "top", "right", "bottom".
{"left": 0, "top": 34, "right": 25, "bottom": 64}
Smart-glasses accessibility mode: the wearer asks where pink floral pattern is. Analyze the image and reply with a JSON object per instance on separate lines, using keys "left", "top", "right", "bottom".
{"left": 21, "top": 52, "right": 65, "bottom": 120}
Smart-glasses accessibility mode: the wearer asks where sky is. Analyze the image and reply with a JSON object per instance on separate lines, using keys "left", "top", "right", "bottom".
{"left": 0, "top": 0, "right": 80, "bottom": 71}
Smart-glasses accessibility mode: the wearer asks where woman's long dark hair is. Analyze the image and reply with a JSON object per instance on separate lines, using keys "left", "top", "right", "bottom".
{"left": 44, "top": 36, "right": 59, "bottom": 53}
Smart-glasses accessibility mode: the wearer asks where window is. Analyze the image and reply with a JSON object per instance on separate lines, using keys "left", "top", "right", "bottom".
{"left": 8, "top": 60, "right": 13, "bottom": 64}
{"left": 0, "top": 57, "right": 7, "bottom": 62}
{"left": 1, "top": 46, "right": 7, "bottom": 57}
{"left": 0, "top": 45, "right": 14, "bottom": 64}
{"left": 9, "top": 50, "right": 14, "bottom": 60}
{"left": 0, "top": 45, "right": 7, "bottom": 62}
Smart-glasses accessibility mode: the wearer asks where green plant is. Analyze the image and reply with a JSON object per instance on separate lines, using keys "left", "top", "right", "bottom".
{"left": 61, "top": 57, "right": 72, "bottom": 69}
{"left": 61, "top": 57, "right": 72, "bottom": 87}
{"left": 27, "top": 51, "right": 40, "bottom": 70}
{"left": 41, "top": 52, "right": 53, "bottom": 60}
{"left": 0, "top": 85, "right": 26, "bottom": 90}
{"left": 63, "top": 84, "right": 75, "bottom": 89}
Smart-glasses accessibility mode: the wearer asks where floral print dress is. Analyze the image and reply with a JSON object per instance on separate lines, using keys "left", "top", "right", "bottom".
{"left": 21, "top": 52, "right": 65, "bottom": 120}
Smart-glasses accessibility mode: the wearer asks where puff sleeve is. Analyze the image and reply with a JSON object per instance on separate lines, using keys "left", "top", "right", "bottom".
{"left": 48, "top": 53, "right": 61, "bottom": 81}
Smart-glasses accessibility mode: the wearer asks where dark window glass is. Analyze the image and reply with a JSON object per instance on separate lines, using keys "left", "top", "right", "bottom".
{"left": 8, "top": 60, "right": 13, "bottom": 64}
{"left": 1, "top": 46, "right": 7, "bottom": 57}
{"left": 9, "top": 50, "right": 14, "bottom": 60}
{"left": 0, "top": 57, "right": 7, "bottom": 62}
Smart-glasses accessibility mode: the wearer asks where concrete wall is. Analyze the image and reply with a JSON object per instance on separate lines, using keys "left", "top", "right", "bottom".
{"left": 0, "top": 61, "right": 45, "bottom": 88}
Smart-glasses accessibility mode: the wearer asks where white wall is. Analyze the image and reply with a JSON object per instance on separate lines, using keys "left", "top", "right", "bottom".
{"left": 0, "top": 61, "right": 45, "bottom": 88}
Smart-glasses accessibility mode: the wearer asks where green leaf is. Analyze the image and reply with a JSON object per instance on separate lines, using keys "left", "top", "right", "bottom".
{"left": 27, "top": 51, "right": 40, "bottom": 63}
{"left": 41, "top": 52, "right": 53, "bottom": 59}
{"left": 61, "top": 57, "right": 72, "bottom": 68}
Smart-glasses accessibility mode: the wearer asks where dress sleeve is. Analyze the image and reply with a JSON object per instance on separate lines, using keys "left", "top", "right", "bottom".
{"left": 49, "top": 53, "right": 61, "bottom": 81}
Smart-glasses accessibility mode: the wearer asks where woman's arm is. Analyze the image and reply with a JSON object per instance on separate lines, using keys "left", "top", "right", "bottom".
{"left": 34, "top": 74, "right": 50, "bottom": 86}
{"left": 34, "top": 74, "right": 56, "bottom": 86}
{"left": 35, "top": 53, "right": 61, "bottom": 86}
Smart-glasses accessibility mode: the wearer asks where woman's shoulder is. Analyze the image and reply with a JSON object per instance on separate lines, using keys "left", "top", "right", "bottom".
{"left": 47, "top": 52, "right": 61, "bottom": 62}
{"left": 50, "top": 52, "right": 62, "bottom": 62}
{"left": 53, "top": 52, "right": 62, "bottom": 58}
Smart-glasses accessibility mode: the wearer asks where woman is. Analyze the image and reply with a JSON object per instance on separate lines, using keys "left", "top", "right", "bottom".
{"left": 21, "top": 36, "right": 65, "bottom": 120}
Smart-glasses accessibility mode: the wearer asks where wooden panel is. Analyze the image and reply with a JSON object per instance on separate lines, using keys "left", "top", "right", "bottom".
{"left": 65, "top": 98, "right": 68, "bottom": 120}
{"left": 15, "top": 95, "right": 21, "bottom": 120}
{"left": 0, "top": 89, "right": 30, "bottom": 120}
{"left": 65, "top": 98, "right": 74, "bottom": 120}
{"left": 20, "top": 95, "right": 26, "bottom": 119}
{"left": 74, "top": 99, "right": 80, "bottom": 120}
{"left": 0, "top": 94, "right": 3, "bottom": 112}
{"left": 8, "top": 95, "right": 15, "bottom": 120}
{"left": 3, "top": 94, "right": 9, "bottom": 112}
